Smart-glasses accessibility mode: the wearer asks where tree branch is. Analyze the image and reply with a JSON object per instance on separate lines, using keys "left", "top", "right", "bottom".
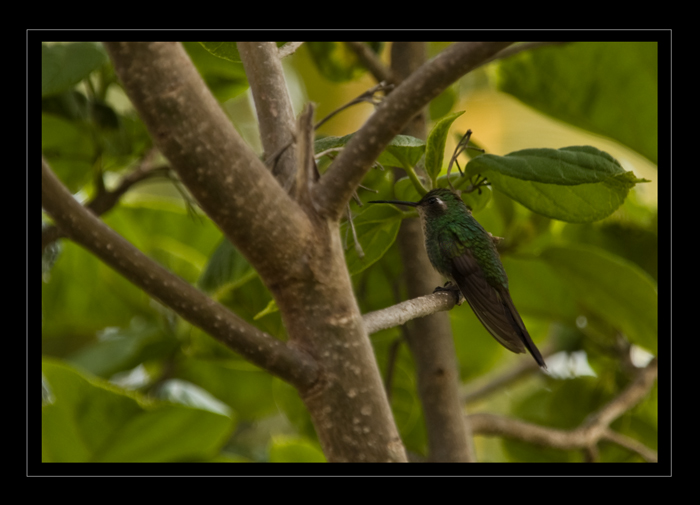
{"left": 468, "top": 358, "right": 658, "bottom": 461}
{"left": 42, "top": 157, "right": 320, "bottom": 390}
{"left": 313, "top": 42, "right": 513, "bottom": 221}
{"left": 483, "top": 41, "right": 570, "bottom": 66}
{"left": 363, "top": 291, "right": 456, "bottom": 335}
{"left": 41, "top": 148, "right": 167, "bottom": 252}
{"left": 345, "top": 42, "right": 396, "bottom": 85}
{"left": 102, "top": 42, "right": 313, "bottom": 285}
{"left": 237, "top": 42, "right": 297, "bottom": 190}
{"left": 579, "top": 357, "right": 658, "bottom": 437}
{"left": 278, "top": 42, "right": 304, "bottom": 59}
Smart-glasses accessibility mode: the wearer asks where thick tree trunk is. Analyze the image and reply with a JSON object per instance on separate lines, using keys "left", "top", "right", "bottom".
{"left": 103, "top": 42, "right": 408, "bottom": 461}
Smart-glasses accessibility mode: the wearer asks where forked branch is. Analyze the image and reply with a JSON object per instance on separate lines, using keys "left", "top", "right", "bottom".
{"left": 313, "top": 42, "right": 514, "bottom": 221}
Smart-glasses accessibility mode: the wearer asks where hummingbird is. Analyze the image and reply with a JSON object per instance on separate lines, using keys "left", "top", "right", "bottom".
{"left": 370, "top": 188, "right": 546, "bottom": 368}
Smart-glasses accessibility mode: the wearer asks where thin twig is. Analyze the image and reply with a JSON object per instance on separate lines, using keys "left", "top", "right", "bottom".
{"left": 345, "top": 42, "right": 396, "bottom": 85}
{"left": 468, "top": 358, "right": 658, "bottom": 461}
{"left": 363, "top": 291, "right": 457, "bottom": 335}
{"left": 346, "top": 204, "right": 364, "bottom": 259}
{"left": 278, "top": 42, "right": 304, "bottom": 59}
{"left": 446, "top": 129, "right": 472, "bottom": 188}
{"left": 314, "top": 80, "right": 394, "bottom": 131}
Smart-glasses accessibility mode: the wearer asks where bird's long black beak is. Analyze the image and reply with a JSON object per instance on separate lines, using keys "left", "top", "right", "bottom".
{"left": 368, "top": 199, "right": 419, "bottom": 207}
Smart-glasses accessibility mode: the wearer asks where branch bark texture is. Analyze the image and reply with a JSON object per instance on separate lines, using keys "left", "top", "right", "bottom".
{"left": 237, "top": 42, "right": 297, "bottom": 189}
{"left": 102, "top": 42, "right": 407, "bottom": 462}
{"left": 103, "top": 42, "right": 312, "bottom": 287}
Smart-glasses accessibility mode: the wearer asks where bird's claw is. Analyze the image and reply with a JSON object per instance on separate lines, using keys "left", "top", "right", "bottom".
{"left": 433, "top": 282, "right": 463, "bottom": 305}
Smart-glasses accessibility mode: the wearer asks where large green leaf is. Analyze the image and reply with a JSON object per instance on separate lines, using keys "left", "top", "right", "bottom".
{"left": 42, "top": 205, "right": 221, "bottom": 343}
{"left": 341, "top": 204, "right": 404, "bottom": 276}
{"left": 501, "top": 256, "right": 578, "bottom": 323}
{"left": 178, "top": 357, "right": 278, "bottom": 421}
{"left": 41, "top": 112, "right": 94, "bottom": 191}
{"left": 393, "top": 176, "right": 424, "bottom": 203}
{"left": 66, "top": 320, "right": 178, "bottom": 379}
{"left": 497, "top": 42, "right": 658, "bottom": 164}
{"left": 466, "top": 146, "right": 649, "bottom": 223}
{"left": 42, "top": 42, "right": 107, "bottom": 97}
{"left": 380, "top": 135, "right": 426, "bottom": 169}
{"left": 424, "top": 111, "right": 464, "bottom": 182}
{"left": 154, "top": 378, "right": 233, "bottom": 418}
{"left": 198, "top": 238, "right": 257, "bottom": 295}
{"left": 42, "top": 359, "right": 233, "bottom": 462}
{"left": 539, "top": 244, "right": 657, "bottom": 353}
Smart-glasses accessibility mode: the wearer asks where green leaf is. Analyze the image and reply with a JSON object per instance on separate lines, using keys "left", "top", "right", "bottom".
{"left": 424, "top": 111, "right": 464, "bottom": 182}
{"left": 199, "top": 42, "right": 243, "bottom": 62}
{"left": 154, "top": 379, "right": 233, "bottom": 418}
{"left": 42, "top": 359, "right": 233, "bottom": 462}
{"left": 98, "top": 404, "right": 232, "bottom": 462}
{"left": 315, "top": 133, "right": 425, "bottom": 170}
{"left": 466, "top": 146, "right": 650, "bottom": 223}
{"left": 67, "top": 320, "right": 177, "bottom": 378}
{"left": 429, "top": 87, "right": 457, "bottom": 121}
{"left": 199, "top": 238, "right": 257, "bottom": 296}
{"left": 501, "top": 256, "right": 578, "bottom": 323}
{"left": 182, "top": 42, "right": 249, "bottom": 102}
{"left": 42, "top": 42, "right": 108, "bottom": 97}
{"left": 42, "top": 89, "right": 90, "bottom": 122}
{"left": 342, "top": 204, "right": 404, "bottom": 275}
{"left": 380, "top": 135, "right": 426, "bottom": 169}
{"left": 393, "top": 176, "right": 424, "bottom": 203}
{"left": 497, "top": 42, "right": 658, "bottom": 164}
{"left": 41, "top": 113, "right": 94, "bottom": 191}
{"left": 200, "top": 42, "right": 288, "bottom": 63}
{"left": 314, "top": 133, "right": 351, "bottom": 152}
{"left": 539, "top": 244, "right": 657, "bottom": 353}
{"left": 268, "top": 436, "right": 326, "bottom": 462}
{"left": 306, "top": 42, "right": 384, "bottom": 82}
{"left": 178, "top": 357, "right": 278, "bottom": 421}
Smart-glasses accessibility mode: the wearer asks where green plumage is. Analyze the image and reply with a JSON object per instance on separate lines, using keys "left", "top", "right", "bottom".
{"left": 370, "top": 188, "right": 546, "bottom": 368}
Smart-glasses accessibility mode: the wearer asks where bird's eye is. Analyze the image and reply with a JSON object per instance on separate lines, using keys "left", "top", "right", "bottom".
{"left": 427, "top": 197, "right": 439, "bottom": 205}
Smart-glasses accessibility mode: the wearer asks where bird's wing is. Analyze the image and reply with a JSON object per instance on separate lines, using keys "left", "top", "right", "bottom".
{"left": 439, "top": 227, "right": 546, "bottom": 366}
{"left": 446, "top": 242, "right": 526, "bottom": 354}
{"left": 498, "top": 286, "right": 546, "bottom": 367}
